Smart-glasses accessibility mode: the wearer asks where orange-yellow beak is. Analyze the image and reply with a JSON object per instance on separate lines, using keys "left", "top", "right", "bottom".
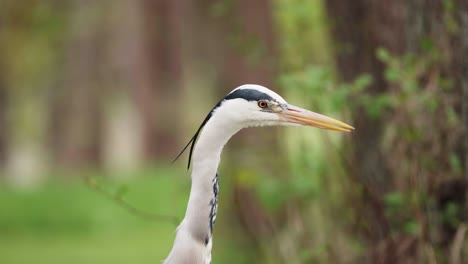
{"left": 277, "top": 104, "right": 354, "bottom": 132}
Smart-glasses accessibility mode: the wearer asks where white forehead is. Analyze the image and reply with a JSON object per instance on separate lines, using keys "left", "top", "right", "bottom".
{"left": 231, "top": 84, "right": 287, "bottom": 104}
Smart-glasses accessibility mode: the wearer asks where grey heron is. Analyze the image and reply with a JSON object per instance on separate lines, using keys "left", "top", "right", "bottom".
{"left": 164, "top": 84, "right": 353, "bottom": 264}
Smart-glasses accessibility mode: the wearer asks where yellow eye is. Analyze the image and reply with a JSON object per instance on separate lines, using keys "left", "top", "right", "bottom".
{"left": 258, "top": 100, "right": 268, "bottom": 108}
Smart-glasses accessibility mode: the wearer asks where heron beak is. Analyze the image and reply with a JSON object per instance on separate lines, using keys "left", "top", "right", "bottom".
{"left": 277, "top": 104, "right": 354, "bottom": 132}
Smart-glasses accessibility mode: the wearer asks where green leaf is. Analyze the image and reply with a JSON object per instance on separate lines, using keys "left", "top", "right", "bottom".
{"left": 353, "top": 73, "right": 373, "bottom": 91}
{"left": 384, "top": 68, "right": 400, "bottom": 82}
{"left": 420, "top": 37, "right": 434, "bottom": 52}
{"left": 384, "top": 192, "right": 405, "bottom": 208}
{"left": 376, "top": 48, "right": 391, "bottom": 63}
{"left": 449, "top": 153, "right": 463, "bottom": 175}
{"left": 403, "top": 219, "right": 420, "bottom": 235}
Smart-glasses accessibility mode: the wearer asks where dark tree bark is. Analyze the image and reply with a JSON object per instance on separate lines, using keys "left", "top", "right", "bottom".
{"left": 138, "top": 0, "right": 185, "bottom": 159}
{"left": 327, "top": 0, "right": 468, "bottom": 263}
{"left": 459, "top": 4, "right": 468, "bottom": 258}
{"left": 0, "top": 11, "right": 6, "bottom": 167}
{"left": 326, "top": 1, "right": 407, "bottom": 250}
{"left": 0, "top": 67, "right": 6, "bottom": 167}
{"left": 0, "top": 4, "right": 6, "bottom": 167}
{"left": 326, "top": 0, "right": 405, "bottom": 192}
{"left": 454, "top": 0, "right": 468, "bottom": 224}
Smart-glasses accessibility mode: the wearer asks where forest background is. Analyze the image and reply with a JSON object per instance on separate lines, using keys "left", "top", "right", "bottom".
{"left": 0, "top": 0, "right": 467, "bottom": 263}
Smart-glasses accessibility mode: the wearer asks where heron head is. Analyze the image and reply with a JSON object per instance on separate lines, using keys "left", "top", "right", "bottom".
{"left": 174, "top": 84, "right": 354, "bottom": 169}
{"left": 214, "top": 84, "right": 354, "bottom": 132}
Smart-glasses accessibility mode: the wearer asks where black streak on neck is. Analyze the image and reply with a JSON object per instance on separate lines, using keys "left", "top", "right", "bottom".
{"left": 208, "top": 173, "right": 219, "bottom": 235}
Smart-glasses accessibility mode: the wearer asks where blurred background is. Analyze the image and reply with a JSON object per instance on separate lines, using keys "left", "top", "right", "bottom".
{"left": 0, "top": 0, "right": 467, "bottom": 263}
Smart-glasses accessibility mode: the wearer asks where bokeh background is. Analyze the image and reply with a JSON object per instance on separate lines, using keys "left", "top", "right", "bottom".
{"left": 0, "top": 0, "right": 467, "bottom": 263}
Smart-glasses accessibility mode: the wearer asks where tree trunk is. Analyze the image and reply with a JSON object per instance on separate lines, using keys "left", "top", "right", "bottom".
{"left": 326, "top": 0, "right": 406, "bottom": 191}
{"left": 326, "top": 0, "right": 406, "bottom": 247}
{"left": 455, "top": 0, "right": 468, "bottom": 222}
{"left": 327, "top": 0, "right": 468, "bottom": 263}
{"left": 0, "top": 69, "right": 6, "bottom": 168}
{"left": 139, "top": 0, "right": 185, "bottom": 160}
{"left": 0, "top": 5, "right": 6, "bottom": 170}
{"left": 190, "top": 0, "right": 286, "bottom": 261}
{"left": 49, "top": 1, "right": 104, "bottom": 168}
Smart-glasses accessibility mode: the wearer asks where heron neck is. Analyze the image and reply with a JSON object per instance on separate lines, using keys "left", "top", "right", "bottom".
{"left": 192, "top": 117, "right": 239, "bottom": 176}
{"left": 183, "top": 115, "right": 241, "bottom": 241}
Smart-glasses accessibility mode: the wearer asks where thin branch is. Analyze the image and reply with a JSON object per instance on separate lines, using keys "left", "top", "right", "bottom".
{"left": 84, "top": 177, "right": 180, "bottom": 226}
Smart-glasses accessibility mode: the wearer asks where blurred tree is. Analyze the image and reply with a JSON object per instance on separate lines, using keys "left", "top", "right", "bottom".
{"left": 0, "top": 68, "right": 6, "bottom": 168}
{"left": 101, "top": 0, "right": 148, "bottom": 173}
{"left": 190, "top": 0, "right": 291, "bottom": 262}
{"left": 49, "top": 1, "right": 105, "bottom": 168}
{"left": 215, "top": 0, "right": 280, "bottom": 193}
{"left": 0, "top": 6, "right": 7, "bottom": 168}
{"left": 138, "top": 0, "right": 184, "bottom": 159}
{"left": 0, "top": 0, "right": 55, "bottom": 185}
{"left": 0, "top": 4, "right": 5, "bottom": 169}
{"left": 326, "top": 1, "right": 405, "bottom": 185}
{"left": 327, "top": 0, "right": 468, "bottom": 263}
{"left": 463, "top": 1, "right": 468, "bottom": 223}
{"left": 47, "top": 0, "right": 187, "bottom": 168}
{"left": 325, "top": 0, "right": 404, "bottom": 248}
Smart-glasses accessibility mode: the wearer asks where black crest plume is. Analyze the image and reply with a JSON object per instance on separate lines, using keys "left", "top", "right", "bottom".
{"left": 172, "top": 101, "right": 222, "bottom": 170}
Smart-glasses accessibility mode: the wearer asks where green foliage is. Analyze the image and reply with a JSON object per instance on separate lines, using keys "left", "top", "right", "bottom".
{"left": 384, "top": 191, "right": 406, "bottom": 208}
{"left": 441, "top": 202, "right": 461, "bottom": 228}
{"left": 280, "top": 65, "right": 372, "bottom": 113}
{"left": 442, "top": 0, "right": 459, "bottom": 34}
{"left": 275, "top": 0, "right": 333, "bottom": 70}
{"left": 210, "top": 0, "right": 234, "bottom": 18}
{"left": 376, "top": 47, "right": 439, "bottom": 91}
{"left": 275, "top": 63, "right": 372, "bottom": 262}
{"left": 403, "top": 219, "right": 421, "bottom": 236}
{"left": 271, "top": 0, "right": 464, "bottom": 262}
{"left": 364, "top": 46, "right": 446, "bottom": 122}
{"left": 256, "top": 175, "right": 288, "bottom": 213}
{"left": 449, "top": 152, "right": 463, "bottom": 175}
{"left": 272, "top": 1, "right": 372, "bottom": 257}
{"left": 384, "top": 192, "right": 421, "bottom": 236}
{"left": 375, "top": 46, "right": 463, "bottom": 176}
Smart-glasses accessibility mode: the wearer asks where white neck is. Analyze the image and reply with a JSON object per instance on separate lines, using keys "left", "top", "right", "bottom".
{"left": 163, "top": 108, "right": 242, "bottom": 264}
{"left": 185, "top": 111, "right": 240, "bottom": 238}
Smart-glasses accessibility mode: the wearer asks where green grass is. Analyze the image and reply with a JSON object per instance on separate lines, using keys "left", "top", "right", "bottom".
{"left": 0, "top": 167, "right": 191, "bottom": 264}
{"left": 0, "top": 166, "right": 253, "bottom": 264}
{"left": 0, "top": 229, "right": 172, "bottom": 264}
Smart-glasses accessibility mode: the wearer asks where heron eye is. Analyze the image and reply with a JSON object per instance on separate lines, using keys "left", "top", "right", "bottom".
{"left": 258, "top": 100, "right": 268, "bottom": 108}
